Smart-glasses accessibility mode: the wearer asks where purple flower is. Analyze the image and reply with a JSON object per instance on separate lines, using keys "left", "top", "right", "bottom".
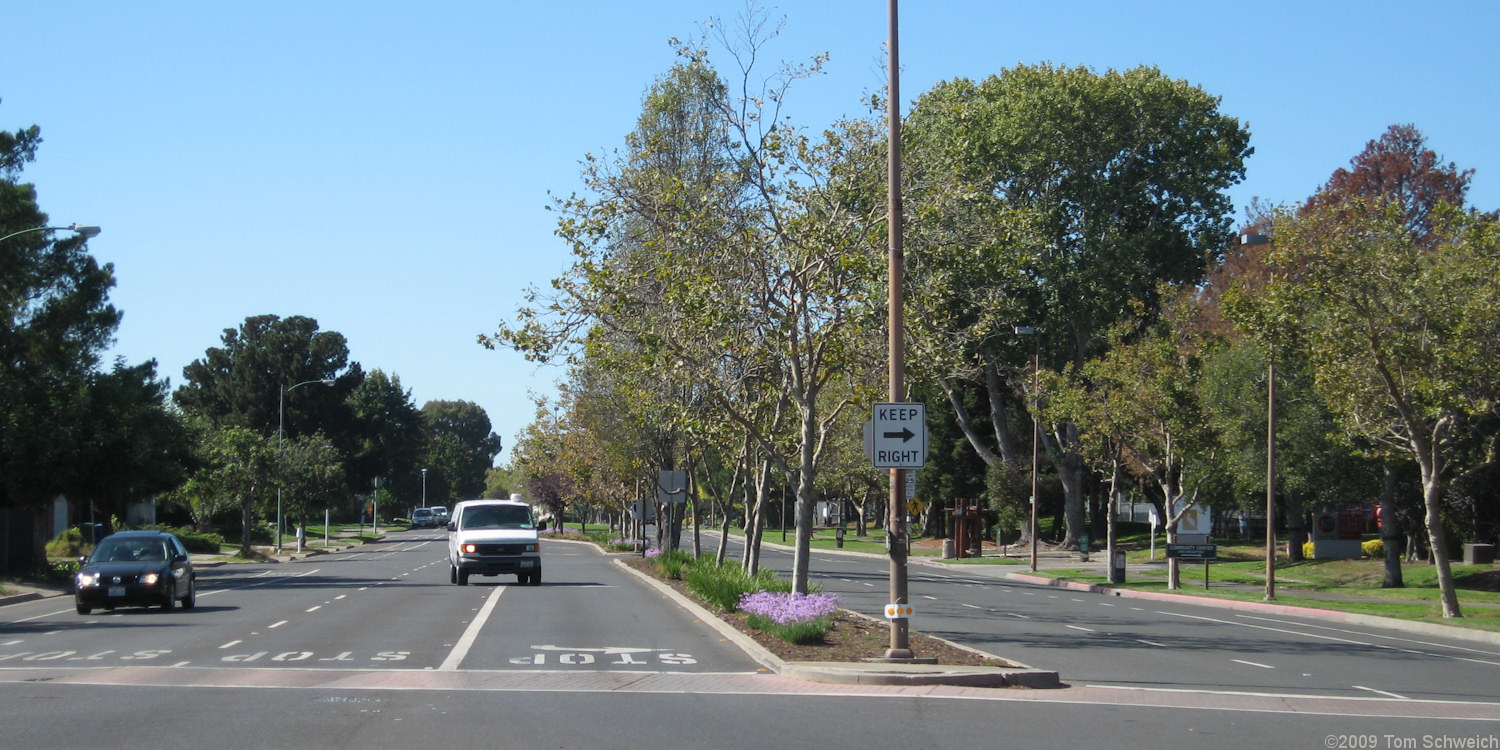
{"left": 644, "top": 547, "right": 663, "bottom": 558}
{"left": 737, "top": 591, "right": 840, "bottom": 624}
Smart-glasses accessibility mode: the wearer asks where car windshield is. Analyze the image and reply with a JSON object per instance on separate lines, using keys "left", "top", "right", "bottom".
{"left": 414, "top": 509, "right": 432, "bottom": 517}
{"left": 461, "top": 505, "right": 533, "bottom": 530}
{"left": 93, "top": 538, "right": 168, "bottom": 562}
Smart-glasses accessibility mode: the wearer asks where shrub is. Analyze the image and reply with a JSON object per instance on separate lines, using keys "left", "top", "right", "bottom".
{"left": 684, "top": 562, "right": 790, "bottom": 612}
{"left": 746, "top": 613, "right": 832, "bottom": 644}
{"left": 652, "top": 549, "right": 695, "bottom": 580}
{"left": 1362, "top": 538, "right": 1384, "bottom": 558}
{"left": 1302, "top": 541, "right": 1315, "bottom": 558}
{"left": 45, "top": 528, "right": 90, "bottom": 558}
{"left": 159, "top": 526, "right": 227, "bottom": 555}
{"left": 738, "top": 591, "right": 841, "bottom": 624}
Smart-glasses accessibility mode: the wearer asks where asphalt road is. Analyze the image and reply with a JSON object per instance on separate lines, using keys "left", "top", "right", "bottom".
{"left": 2, "top": 528, "right": 1497, "bottom": 750}
{"left": 703, "top": 530, "right": 1500, "bottom": 702}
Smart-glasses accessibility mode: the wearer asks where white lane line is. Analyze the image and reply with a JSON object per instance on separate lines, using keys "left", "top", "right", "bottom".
{"left": 169, "top": 661, "right": 190, "bottom": 668}
{"left": 1098, "top": 603, "right": 1114, "bottom": 607}
{"left": 1065, "top": 625, "right": 1095, "bottom": 633}
{"left": 921, "top": 595, "right": 937, "bottom": 601}
{"left": 962, "top": 604, "right": 982, "bottom": 610}
{"left": 1233, "top": 659, "right": 1276, "bottom": 669}
{"left": 268, "top": 620, "right": 288, "bottom": 629}
{"left": 306, "top": 606, "right": 321, "bottom": 613}
{"left": 1, "top": 640, "right": 20, "bottom": 646}
{"left": 1160, "top": 611, "right": 1373, "bottom": 645}
{"left": 440, "top": 587, "right": 505, "bottom": 671}
{"left": 1235, "top": 613, "right": 1500, "bottom": 660}
{"left": 218, "top": 640, "right": 241, "bottom": 649}
{"left": 334, "top": 595, "right": 346, "bottom": 600}
{"left": 1354, "top": 685, "right": 1408, "bottom": 700}
{"left": 1138, "top": 639, "right": 1168, "bottom": 648}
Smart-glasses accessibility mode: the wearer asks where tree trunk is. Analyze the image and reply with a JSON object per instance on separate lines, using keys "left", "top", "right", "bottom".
{"left": 715, "top": 511, "right": 731, "bottom": 567}
{"left": 1422, "top": 473, "right": 1461, "bottom": 617}
{"left": 1380, "top": 462, "right": 1405, "bottom": 588}
{"left": 1284, "top": 490, "right": 1307, "bottom": 563}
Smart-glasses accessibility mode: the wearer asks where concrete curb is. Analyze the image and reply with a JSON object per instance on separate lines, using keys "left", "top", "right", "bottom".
{"left": 610, "top": 558, "right": 1059, "bottom": 688}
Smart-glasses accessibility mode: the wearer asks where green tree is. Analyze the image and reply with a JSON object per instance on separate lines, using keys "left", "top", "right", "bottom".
{"left": 1267, "top": 198, "right": 1500, "bottom": 618}
{"left": 279, "top": 433, "right": 346, "bottom": 545}
{"left": 0, "top": 113, "right": 128, "bottom": 568}
{"left": 902, "top": 63, "right": 1252, "bottom": 550}
{"left": 175, "top": 314, "right": 360, "bottom": 444}
{"left": 421, "top": 400, "right": 501, "bottom": 502}
{"left": 347, "top": 369, "right": 425, "bottom": 505}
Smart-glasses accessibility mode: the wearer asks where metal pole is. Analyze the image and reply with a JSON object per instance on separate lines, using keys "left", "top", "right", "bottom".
{"left": 277, "top": 385, "right": 286, "bottom": 554}
{"left": 1265, "top": 359, "right": 1277, "bottom": 601}
{"left": 884, "top": 0, "right": 913, "bottom": 660}
{"left": 1030, "top": 340, "right": 1040, "bottom": 573}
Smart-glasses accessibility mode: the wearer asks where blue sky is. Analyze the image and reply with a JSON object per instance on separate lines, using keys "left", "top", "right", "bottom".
{"left": 5, "top": 1, "right": 1496, "bottom": 464}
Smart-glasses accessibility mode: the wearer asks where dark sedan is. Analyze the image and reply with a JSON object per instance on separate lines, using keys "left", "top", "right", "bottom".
{"left": 75, "top": 530, "right": 196, "bottom": 614}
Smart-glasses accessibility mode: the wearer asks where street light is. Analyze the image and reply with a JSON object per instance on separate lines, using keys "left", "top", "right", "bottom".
{"left": 421, "top": 468, "right": 428, "bottom": 509}
{"left": 278, "top": 378, "right": 336, "bottom": 554}
{"left": 1014, "top": 325, "right": 1040, "bottom": 572}
{"left": 0, "top": 223, "right": 101, "bottom": 244}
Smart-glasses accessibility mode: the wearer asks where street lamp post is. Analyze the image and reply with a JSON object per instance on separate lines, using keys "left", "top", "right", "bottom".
{"left": 1015, "top": 326, "right": 1040, "bottom": 572}
{"left": 421, "top": 468, "right": 428, "bottom": 509}
{"left": 0, "top": 223, "right": 101, "bottom": 244}
{"left": 278, "top": 378, "right": 335, "bottom": 554}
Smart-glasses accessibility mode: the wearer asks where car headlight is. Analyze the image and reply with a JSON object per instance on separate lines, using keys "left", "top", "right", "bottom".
{"left": 525, "top": 544, "right": 538, "bottom": 553}
{"left": 141, "top": 572, "right": 159, "bottom": 586}
{"left": 461, "top": 543, "right": 476, "bottom": 553}
{"left": 76, "top": 572, "right": 99, "bottom": 588}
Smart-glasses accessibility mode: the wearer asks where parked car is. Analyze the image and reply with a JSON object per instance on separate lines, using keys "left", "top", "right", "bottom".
{"left": 447, "top": 499, "right": 541, "bottom": 586}
{"left": 431, "top": 506, "right": 449, "bottom": 525}
{"left": 75, "top": 530, "right": 196, "bottom": 614}
{"left": 411, "top": 507, "right": 438, "bottom": 529}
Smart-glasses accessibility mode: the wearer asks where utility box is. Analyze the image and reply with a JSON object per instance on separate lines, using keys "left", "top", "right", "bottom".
{"left": 1464, "top": 544, "right": 1496, "bottom": 565}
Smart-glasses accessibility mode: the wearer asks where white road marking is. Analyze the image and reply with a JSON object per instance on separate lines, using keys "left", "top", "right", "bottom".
{"left": 1065, "top": 625, "right": 1094, "bottom": 633}
{"left": 1354, "top": 685, "right": 1408, "bottom": 699}
{"left": 440, "top": 586, "right": 505, "bottom": 671}
{"left": 306, "top": 606, "right": 321, "bottom": 612}
{"left": 1233, "top": 659, "right": 1276, "bottom": 669}
{"left": 268, "top": 620, "right": 288, "bottom": 629}
{"left": 962, "top": 604, "right": 982, "bottom": 609}
{"left": 219, "top": 640, "right": 241, "bottom": 649}
{"left": 1007, "top": 613, "right": 1030, "bottom": 619}
{"left": 1137, "top": 639, "right": 1168, "bottom": 648}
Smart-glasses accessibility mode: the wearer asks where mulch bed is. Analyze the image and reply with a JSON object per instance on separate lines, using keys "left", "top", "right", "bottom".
{"left": 620, "top": 556, "right": 1010, "bottom": 667}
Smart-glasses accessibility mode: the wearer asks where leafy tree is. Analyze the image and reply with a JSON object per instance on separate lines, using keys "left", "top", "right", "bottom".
{"left": 1266, "top": 196, "right": 1499, "bottom": 618}
{"left": 279, "top": 433, "right": 346, "bottom": 544}
{"left": 902, "top": 63, "right": 1251, "bottom": 550}
{"left": 347, "top": 369, "right": 425, "bottom": 505}
{"left": 64, "top": 360, "right": 195, "bottom": 523}
{"left": 0, "top": 112, "right": 128, "bottom": 568}
{"left": 175, "top": 314, "right": 360, "bottom": 443}
{"left": 490, "top": 15, "right": 886, "bottom": 593}
{"left": 421, "top": 400, "right": 501, "bottom": 501}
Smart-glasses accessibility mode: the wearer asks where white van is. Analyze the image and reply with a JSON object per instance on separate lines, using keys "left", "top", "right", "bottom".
{"left": 447, "top": 499, "right": 541, "bottom": 585}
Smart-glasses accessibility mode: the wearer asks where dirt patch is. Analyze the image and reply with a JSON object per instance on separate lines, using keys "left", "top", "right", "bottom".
{"left": 621, "top": 556, "right": 1009, "bottom": 667}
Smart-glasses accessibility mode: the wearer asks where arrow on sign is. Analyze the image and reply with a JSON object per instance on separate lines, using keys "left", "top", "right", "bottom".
{"left": 883, "top": 428, "right": 916, "bottom": 442}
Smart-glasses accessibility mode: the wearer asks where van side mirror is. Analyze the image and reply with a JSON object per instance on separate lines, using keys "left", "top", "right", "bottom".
{"left": 446, "top": 522, "right": 456, "bottom": 532}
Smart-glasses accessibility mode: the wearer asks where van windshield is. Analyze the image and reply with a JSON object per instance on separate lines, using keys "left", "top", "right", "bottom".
{"left": 461, "top": 505, "right": 534, "bottom": 530}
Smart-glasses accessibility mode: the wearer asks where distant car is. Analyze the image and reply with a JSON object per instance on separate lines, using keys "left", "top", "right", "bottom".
{"left": 431, "top": 506, "right": 449, "bottom": 526}
{"left": 411, "top": 508, "right": 438, "bottom": 529}
{"left": 75, "top": 530, "right": 196, "bottom": 615}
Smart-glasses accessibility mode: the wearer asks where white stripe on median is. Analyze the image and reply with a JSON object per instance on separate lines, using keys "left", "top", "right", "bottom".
{"left": 439, "top": 587, "right": 505, "bottom": 671}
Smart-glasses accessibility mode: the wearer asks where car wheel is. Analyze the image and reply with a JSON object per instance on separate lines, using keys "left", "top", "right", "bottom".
{"left": 161, "top": 582, "right": 176, "bottom": 611}
{"left": 182, "top": 578, "right": 196, "bottom": 609}
{"left": 529, "top": 568, "right": 541, "bottom": 586}
{"left": 450, "top": 565, "right": 457, "bottom": 584}
{"left": 76, "top": 599, "right": 91, "bottom": 615}
{"left": 457, "top": 568, "right": 469, "bottom": 586}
